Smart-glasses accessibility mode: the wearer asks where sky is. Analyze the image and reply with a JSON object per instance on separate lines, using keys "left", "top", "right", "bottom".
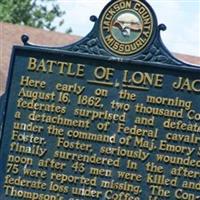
{"left": 56, "top": 0, "right": 200, "bottom": 57}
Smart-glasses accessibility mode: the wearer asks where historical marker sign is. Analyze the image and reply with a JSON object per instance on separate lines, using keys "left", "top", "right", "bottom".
{"left": 0, "top": 0, "right": 200, "bottom": 200}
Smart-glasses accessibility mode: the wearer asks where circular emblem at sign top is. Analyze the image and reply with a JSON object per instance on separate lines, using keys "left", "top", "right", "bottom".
{"left": 100, "top": 0, "right": 154, "bottom": 56}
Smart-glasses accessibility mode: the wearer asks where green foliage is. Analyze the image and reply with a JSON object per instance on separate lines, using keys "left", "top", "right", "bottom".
{"left": 0, "top": 0, "right": 71, "bottom": 33}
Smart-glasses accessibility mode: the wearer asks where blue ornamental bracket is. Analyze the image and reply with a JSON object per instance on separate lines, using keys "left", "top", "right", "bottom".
{"left": 20, "top": 0, "right": 198, "bottom": 67}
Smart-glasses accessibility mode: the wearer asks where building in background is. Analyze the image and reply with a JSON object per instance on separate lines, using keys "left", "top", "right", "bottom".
{"left": 0, "top": 22, "right": 200, "bottom": 95}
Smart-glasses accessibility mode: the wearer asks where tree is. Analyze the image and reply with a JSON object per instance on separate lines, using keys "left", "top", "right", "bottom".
{"left": 0, "top": 0, "right": 72, "bottom": 33}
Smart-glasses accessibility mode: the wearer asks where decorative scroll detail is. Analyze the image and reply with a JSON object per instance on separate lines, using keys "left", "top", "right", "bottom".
{"left": 20, "top": 22, "right": 188, "bottom": 67}
{"left": 64, "top": 23, "right": 183, "bottom": 65}
{"left": 67, "top": 37, "right": 109, "bottom": 56}
{"left": 134, "top": 24, "right": 182, "bottom": 65}
{"left": 134, "top": 43, "right": 180, "bottom": 65}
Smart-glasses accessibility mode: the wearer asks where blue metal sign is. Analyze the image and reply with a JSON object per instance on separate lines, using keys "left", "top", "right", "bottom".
{"left": 0, "top": 0, "right": 200, "bottom": 199}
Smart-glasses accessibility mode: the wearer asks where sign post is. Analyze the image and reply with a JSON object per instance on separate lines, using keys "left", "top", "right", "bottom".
{"left": 0, "top": 0, "right": 200, "bottom": 199}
